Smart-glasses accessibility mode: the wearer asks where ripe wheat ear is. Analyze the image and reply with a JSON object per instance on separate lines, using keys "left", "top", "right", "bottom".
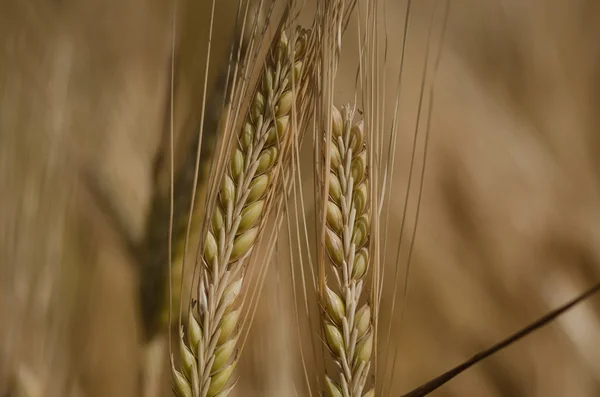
{"left": 170, "top": 26, "right": 310, "bottom": 397}
{"left": 320, "top": 105, "right": 374, "bottom": 397}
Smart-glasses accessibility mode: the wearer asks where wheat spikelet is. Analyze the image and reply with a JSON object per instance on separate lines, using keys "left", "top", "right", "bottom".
{"left": 170, "top": 26, "right": 310, "bottom": 397}
{"left": 322, "top": 104, "right": 374, "bottom": 397}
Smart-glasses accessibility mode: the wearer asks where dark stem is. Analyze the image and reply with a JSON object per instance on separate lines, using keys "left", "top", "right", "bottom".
{"left": 401, "top": 281, "right": 600, "bottom": 397}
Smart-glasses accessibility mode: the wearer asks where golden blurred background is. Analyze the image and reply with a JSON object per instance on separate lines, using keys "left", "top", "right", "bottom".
{"left": 2, "top": 0, "right": 600, "bottom": 396}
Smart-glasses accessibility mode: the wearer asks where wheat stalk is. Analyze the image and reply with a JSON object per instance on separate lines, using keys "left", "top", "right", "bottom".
{"left": 170, "top": 26, "right": 310, "bottom": 397}
{"left": 322, "top": 104, "right": 374, "bottom": 397}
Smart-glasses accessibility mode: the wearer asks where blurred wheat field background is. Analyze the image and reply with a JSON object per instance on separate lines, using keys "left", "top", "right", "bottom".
{"left": 3, "top": 1, "right": 600, "bottom": 397}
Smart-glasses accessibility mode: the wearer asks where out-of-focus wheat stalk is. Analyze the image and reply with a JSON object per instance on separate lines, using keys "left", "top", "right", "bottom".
{"left": 141, "top": 92, "right": 220, "bottom": 341}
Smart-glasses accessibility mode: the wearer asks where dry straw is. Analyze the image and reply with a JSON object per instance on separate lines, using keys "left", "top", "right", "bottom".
{"left": 322, "top": 104, "right": 374, "bottom": 397}
{"left": 170, "top": 26, "right": 310, "bottom": 397}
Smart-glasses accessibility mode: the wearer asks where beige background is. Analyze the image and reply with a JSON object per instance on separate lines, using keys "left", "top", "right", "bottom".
{"left": 2, "top": 0, "right": 600, "bottom": 396}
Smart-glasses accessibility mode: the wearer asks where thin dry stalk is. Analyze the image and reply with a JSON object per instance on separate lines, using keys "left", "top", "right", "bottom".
{"left": 322, "top": 105, "right": 374, "bottom": 397}
{"left": 170, "top": 27, "right": 310, "bottom": 397}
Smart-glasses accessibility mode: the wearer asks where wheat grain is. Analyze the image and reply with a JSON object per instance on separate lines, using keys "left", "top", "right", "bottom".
{"left": 170, "top": 26, "right": 310, "bottom": 397}
{"left": 322, "top": 104, "right": 374, "bottom": 397}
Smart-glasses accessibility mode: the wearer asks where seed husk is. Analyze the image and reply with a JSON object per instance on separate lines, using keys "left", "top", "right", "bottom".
{"left": 324, "top": 322, "right": 344, "bottom": 357}
{"left": 212, "top": 337, "right": 238, "bottom": 372}
{"left": 172, "top": 368, "right": 192, "bottom": 397}
{"left": 325, "top": 286, "right": 346, "bottom": 326}
{"left": 218, "top": 309, "right": 241, "bottom": 344}
{"left": 327, "top": 201, "right": 344, "bottom": 234}
{"left": 355, "top": 304, "right": 371, "bottom": 339}
{"left": 230, "top": 227, "right": 258, "bottom": 262}
{"left": 238, "top": 200, "right": 265, "bottom": 233}
{"left": 325, "top": 376, "right": 344, "bottom": 397}
{"left": 208, "top": 362, "right": 236, "bottom": 397}
{"left": 247, "top": 173, "right": 270, "bottom": 202}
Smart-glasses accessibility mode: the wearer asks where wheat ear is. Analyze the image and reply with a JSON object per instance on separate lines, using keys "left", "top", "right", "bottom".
{"left": 322, "top": 105, "right": 374, "bottom": 397}
{"left": 171, "top": 27, "right": 309, "bottom": 397}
